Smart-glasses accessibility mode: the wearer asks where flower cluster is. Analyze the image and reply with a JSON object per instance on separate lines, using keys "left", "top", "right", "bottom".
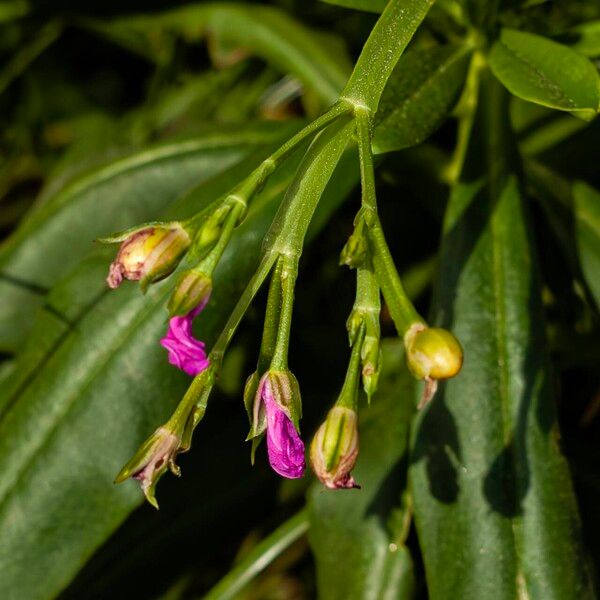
{"left": 104, "top": 102, "right": 463, "bottom": 508}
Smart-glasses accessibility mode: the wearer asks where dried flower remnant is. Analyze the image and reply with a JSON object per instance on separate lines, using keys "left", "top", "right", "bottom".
{"left": 115, "top": 426, "right": 182, "bottom": 509}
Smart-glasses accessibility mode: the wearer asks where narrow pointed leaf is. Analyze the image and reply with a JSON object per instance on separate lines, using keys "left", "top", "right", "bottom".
{"left": 0, "top": 141, "right": 359, "bottom": 599}
{"left": 410, "top": 74, "right": 593, "bottom": 599}
{"left": 373, "top": 44, "right": 471, "bottom": 153}
{"left": 0, "top": 123, "right": 300, "bottom": 351}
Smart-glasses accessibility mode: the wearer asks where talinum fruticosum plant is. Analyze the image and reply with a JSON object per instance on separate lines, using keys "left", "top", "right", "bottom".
{"left": 103, "top": 0, "right": 463, "bottom": 507}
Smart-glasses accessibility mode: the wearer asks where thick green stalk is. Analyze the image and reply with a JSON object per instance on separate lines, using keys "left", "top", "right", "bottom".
{"left": 341, "top": 0, "right": 435, "bottom": 113}
{"left": 355, "top": 110, "right": 424, "bottom": 335}
{"left": 270, "top": 255, "right": 298, "bottom": 370}
{"left": 336, "top": 325, "right": 366, "bottom": 411}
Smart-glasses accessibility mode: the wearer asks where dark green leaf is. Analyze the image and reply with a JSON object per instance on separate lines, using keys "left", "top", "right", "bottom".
{"left": 410, "top": 74, "right": 594, "bottom": 599}
{"left": 86, "top": 4, "right": 351, "bottom": 106}
{"left": 0, "top": 140, "right": 359, "bottom": 600}
{"left": 488, "top": 28, "right": 600, "bottom": 121}
{"left": 0, "top": 123, "right": 300, "bottom": 352}
{"left": 321, "top": 0, "right": 387, "bottom": 13}
{"left": 373, "top": 44, "right": 471, "bottom": 153}
{"left": 573, "top": 181, "right": 600, "bottom": 309}
{"left": 308, "top": 340, "right": 416, "bottom": 600}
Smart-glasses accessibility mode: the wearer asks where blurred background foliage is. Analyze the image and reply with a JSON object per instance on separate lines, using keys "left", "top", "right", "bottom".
{"left": 0, "top": 0, "right": 599, "bottom": 598}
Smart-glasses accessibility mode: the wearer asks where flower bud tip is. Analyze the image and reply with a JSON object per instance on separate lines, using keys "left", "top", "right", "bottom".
{"left": 404, "top": 324, "right": 463, "bottom": 382}
{"left": 106, "top": 223, "right": 190, "bottom": 290}
{"left": 310, "top": 406, "right": 359, "bottom": 490}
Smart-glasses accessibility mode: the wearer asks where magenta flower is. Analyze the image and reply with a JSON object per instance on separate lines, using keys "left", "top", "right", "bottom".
{"left": 257, "top": 372, "right": 305, "bottom": 479}
{"left": 160, "top": 301, "right": 210, "bottom": 376}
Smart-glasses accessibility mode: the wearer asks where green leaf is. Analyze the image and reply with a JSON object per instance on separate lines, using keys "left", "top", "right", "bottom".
{"left": 0, "top": 122, "right": 300, "bottom": 352}
{"left": 373, "top": 44, "right": 471, "bottom": 153}
{"left": 488, "top": 28, "right": 600, "bottom": 121}
{"left": 308, "top": 340, "right": 416, "bottom": 600}
{"left": 573, "top": 181, "right": 600, "bottom": 309}
{"left": 321, "top": 0, "right": 387, "bottom": 13}
{"left": 568, "top": 20, "right": 600, "bottom": 58}
{"left": 86, "top": 3, "right": 351, "bottom": 106}
{"left": 410, "top": 74, "right": 594, "bottom": 599}
{"left": 0, "top": 139, "right": 359, "bottom": 599}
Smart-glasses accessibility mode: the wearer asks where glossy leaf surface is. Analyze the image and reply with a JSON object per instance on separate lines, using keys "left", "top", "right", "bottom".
{"left": 0, "top": 123, "right": 300, "bottom": 352}
{"left": 373, "top": 44, "right": 471, "bottom": 153}
{"left": 0, "top": 135, "right": 359, "bottom": 600}
{"left": 489, "top": 28, "right": 600, "bottom": 121}
{"left": 410, "top": 75, "right": 593, "bottom": 599}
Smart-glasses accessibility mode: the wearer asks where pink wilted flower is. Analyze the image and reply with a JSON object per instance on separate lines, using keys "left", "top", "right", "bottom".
{"left": 248, "top": 370, "right": 305, "bottom": 479}
{"left": 160, "top": 300, "right": 210, "bottom": 376}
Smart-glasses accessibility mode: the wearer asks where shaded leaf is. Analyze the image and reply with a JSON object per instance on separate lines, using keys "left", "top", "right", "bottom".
{"left": 86, "top": 3, "right": 351, "bottom": 106}
{"left": 568, "top": 20, "right": 600, "bottom": 58}
{"left": 321, "top": 0, "right": 387, "bottom": 13}
{"left": 0, "top": 122, "right": 300, "bottom": 351}
{"left": 573, "top": 181, "right": 600, "bottom": 309}
{"left": 373, "top": 44, "right": 471, "bottom": 153}
{"left": 308, "top": 340, "right": 416, "bottom": 600}
{"left": 410, "top": 73, "right": 593, "bottom": 599}
{"left": 488, "top": 28, "right": 600, "bottom": 121}
{"left": 0, "top": 139, "right": 359, "bottom": 600}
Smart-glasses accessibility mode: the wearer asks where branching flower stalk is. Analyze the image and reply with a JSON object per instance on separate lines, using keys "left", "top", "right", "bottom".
{"left": 107, "top": 0, "right": 464, "bottom": 506}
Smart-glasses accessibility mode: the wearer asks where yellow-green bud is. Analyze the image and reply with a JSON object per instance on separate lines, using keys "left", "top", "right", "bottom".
{"left": 310, "top": 406, "right": 360, "bottom": 489}
{"left": 167, "top": 269, "right": 212, "bottom": 317}
{"left": 106, "top": 223, "right": 190, "bottom": 291}
{"left": 404, "top": 324, "right": 463, "bottom": 381}
{"left": 340, "top": 219, "right": 369, "bottom": 269}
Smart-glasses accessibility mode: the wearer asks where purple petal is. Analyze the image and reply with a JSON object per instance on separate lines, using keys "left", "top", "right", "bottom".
{"left": 160, "top": 302, "right": 209, "bottom": 376}
{"left": 262, "top": 383, "right": 305, "bottom": 479}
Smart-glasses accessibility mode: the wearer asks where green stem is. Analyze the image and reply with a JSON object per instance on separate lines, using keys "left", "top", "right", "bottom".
{"left": 271, "top": 255, "right": 298, "bottom": 370}
{"left": 355, "top": 110, "right": 424, "bottom": 335}
{"left": 203, "top": 509, "right": 309, "bottom": 600}
{"left": 197, "top": 203, "right": 245, "bottom": 275}
{"left": 444, "top": 51, "right": 484, "bottom": 184}
{"left": 341, "top": 0, "right": 435, "bottom": 113}
{"left": 185, "top": 103, "right": 351, "bottom": 233}
{"left": 257, "top": 258, "right": 283, "bottom": 373}
{"left": 210, "top": 252, "right": 279, "bottom": 363}
{"left": 336, "top": 324, "right": 366, "bottom": 411}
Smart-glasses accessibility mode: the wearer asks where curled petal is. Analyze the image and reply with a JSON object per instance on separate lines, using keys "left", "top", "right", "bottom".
{"left": 160, "top": 303, "right": 209, "bottom": 376}
{"left": 262, "top": 381, "right": 305, "bottom": 479}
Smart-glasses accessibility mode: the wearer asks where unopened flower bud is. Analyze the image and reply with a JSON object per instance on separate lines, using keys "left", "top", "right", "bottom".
{"left": 404, "top": 324, "right": 463, "bottom": 381}
{"left": 167, "top": 269, "right": 212, "bottom": 318}
{"left": 115, "top": 426, "right": 182, "bottom": 509}
{"left": 310, "top": 406, "right": 360, "bottom": 489}
{"left": 340, "top": 219, "right": 369, "bottom": 269}
{"left": 361, "top": 336, "right": 381, "bottom": 401}
{"left": 347, "top": 307, "right": 381, "bottom": 402}
{"left": 104, "top": 223, "right": 190, "bottom": 291}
